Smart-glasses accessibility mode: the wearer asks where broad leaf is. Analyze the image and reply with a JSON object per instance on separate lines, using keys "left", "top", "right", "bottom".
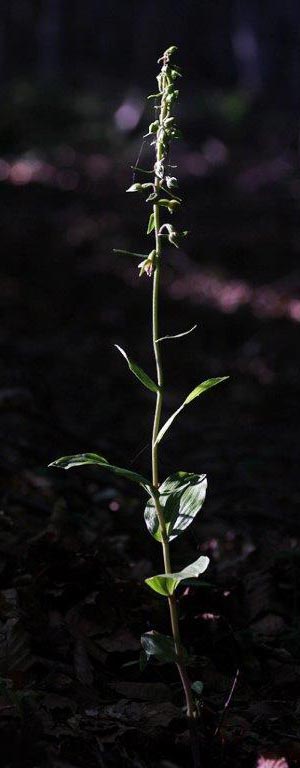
{"left": 49, "top": 453, "right": 152, "bottom": 490}
{"left": 114, "top": 345, "right": 158, "bottom": 393}
{"left": 141, "top": 630, "right": 188, "bottom": 664}
{"left": 145, "top": 555, "right": 210, "bottom": 596}
{"left": 156, "top": 376, "right": 229, "bottom": 444}
{"left": 144, "top": 471, "right": 207, "bottom": 542}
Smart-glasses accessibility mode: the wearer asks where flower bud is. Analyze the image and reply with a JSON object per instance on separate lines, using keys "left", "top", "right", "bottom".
{"left": 149, "top": 120, "right": 159, "bottom": 134}
{"left": 166, "top": 176, "right": 178, "bottom": 189}
{"left": 126, "top": 183, "right": 144, "bottom": 193}
{"left": 159, "top": 198, "right": 180, "bottom": 213}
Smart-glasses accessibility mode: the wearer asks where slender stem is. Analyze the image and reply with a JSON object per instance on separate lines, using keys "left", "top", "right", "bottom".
{"left": 151, "top": 113, "right": 195, "bottom": 724}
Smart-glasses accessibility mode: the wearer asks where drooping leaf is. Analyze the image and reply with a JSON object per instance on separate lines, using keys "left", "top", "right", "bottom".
{"left": 141, "top": 630, "right": 188, "bottom": 665}
{"left": 156, "top": 376, "right": 229, "bottom": 444}
{"left": 147, "top": 212, "right": 155, "bottom": 234}
{"left": 49, "top": 453, "right": 152, "bottom": 490}
{"left": 145, "top": 555, "right": 210, "bottom": 596}
{"left": 144, "top": 472, "right": 207, "bottom": 542}
{"left": 156, "top": 324, "right": 197, "bottom": 342}
{"left": 114, "top": 345, "right": 159, "bottom": 393}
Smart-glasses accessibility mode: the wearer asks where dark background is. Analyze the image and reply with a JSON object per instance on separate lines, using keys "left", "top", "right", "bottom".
{"left": 1, "top": 3, "right": 300, "bottom": 768}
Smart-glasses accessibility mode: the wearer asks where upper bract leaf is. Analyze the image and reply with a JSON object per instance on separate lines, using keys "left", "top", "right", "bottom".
{"left": 115, "top": 345, "right": 159, "bottom": 393}
{"left": 49, "top": 453, "right": 152, "bottom": 490}
{"left": 156, "top": 376, "right": 229, "bottom": 444}
{"left": 144, "top": 471, "right": 207, "bottom": 542}
{"left": 145, "top": 555, "right": 210, "bottom": 596}
{"left": 184, "top": 377, "right": 229, "bottom": 404}
{"left": 147, "top": 212, "right": 155, "bottom": 234}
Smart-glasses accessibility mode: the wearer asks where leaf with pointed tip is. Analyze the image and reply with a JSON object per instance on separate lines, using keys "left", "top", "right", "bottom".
{"left": 114, "top": 345, "right": 159, "bottom": 393}
{"left": 156, "top": 377, "right": 229, "bottom": 444}
{"left": 49, "top": 453, "right": 152, "bottom": 490}
{"left": 156, "top": 325, "right": 197, "bottom": 342}
{"left": 141, "top": 631, "right": 188, "bottom": 665}
{"left": 145, "top": 555, "right": 210, "bottom": 596}
{"left": 147, "top": 212, "right": 155, "bottom": 234}
{"left": 144, "top": 472, "right": 207, "bottom": 542}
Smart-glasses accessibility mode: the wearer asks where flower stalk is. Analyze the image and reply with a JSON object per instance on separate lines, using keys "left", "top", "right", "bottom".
{"left": 50, "top": 44, "right": 229, "bottom": 768}
{"left": 150, "top": 47, "right": 195, "bottom": 721}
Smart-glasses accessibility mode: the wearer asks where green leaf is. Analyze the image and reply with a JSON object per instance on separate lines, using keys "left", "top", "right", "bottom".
{"left": 184, "top": 377, "right": 228, "bottom": 403}
{"left": 144, "top": 471, "right": 207, "bottom": 542}
{"left": 147, "top": 212, "right": 155, "bottom": 234}
{"left": 126, "top": 183, "right": 143, "bottom": 192}
{"left": 114, "top": 345, "right": 159, "bottom": 393}
{"left": 145, "top": 555, "right": 210, "bottom": 597}
{"left": 141, "top": 631, "right": 187, "bottom": 664}
{"left": 49, "top": 453, "right": 152, "bottom": 490}
{"left": 156, "top": 324, "right": 197, "bottom": 342}
{"left": 191, "top": 681, "right": 204, "bottom": 696}
{"left": 156, "top": 376, "right": 229, "bottom": 444}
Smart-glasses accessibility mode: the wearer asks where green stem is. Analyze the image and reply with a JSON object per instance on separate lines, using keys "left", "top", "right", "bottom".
{"left": 151, "top": 169, "right": 195, "bottom": 725}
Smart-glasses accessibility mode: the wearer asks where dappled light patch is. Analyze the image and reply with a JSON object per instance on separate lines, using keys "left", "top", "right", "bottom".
{"left": 170, "top": 269, "right": 300, "bottom": 324}
{"left": 256, "top": 756, "right": 288, "bottom": 768}
{"left": 114, "top": 96, "right": 143, "bottom": 132}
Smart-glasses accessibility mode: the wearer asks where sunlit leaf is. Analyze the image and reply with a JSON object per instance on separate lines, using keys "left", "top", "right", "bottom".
{"left": 184, "top": 377, "right": 229, "bottom": 403}
{"left": 49, "top": 453, "right": 152, "bottom": 490}
{"left": 156, "top": 377, "right": 229, "bottom": 444}
{"left": 144, "top": 472, "right": 207, "bottom": 542}
{"left": 114, "top": 345, "right": 159, "bottom": 393}
{"left": 145, "top": 555, "right": 210, "bottom": 596}
{"left": 147, "top": 212, "right": 155, "bottom": 234}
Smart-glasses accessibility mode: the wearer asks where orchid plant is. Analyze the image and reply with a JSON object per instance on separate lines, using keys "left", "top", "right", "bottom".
{"left": 49, "top": 46, "right": 228, "bottom": 738}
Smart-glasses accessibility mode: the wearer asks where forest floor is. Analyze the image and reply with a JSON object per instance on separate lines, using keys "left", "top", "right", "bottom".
{"left": 0, "top": 107, "right": 300, "bottom": 767}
